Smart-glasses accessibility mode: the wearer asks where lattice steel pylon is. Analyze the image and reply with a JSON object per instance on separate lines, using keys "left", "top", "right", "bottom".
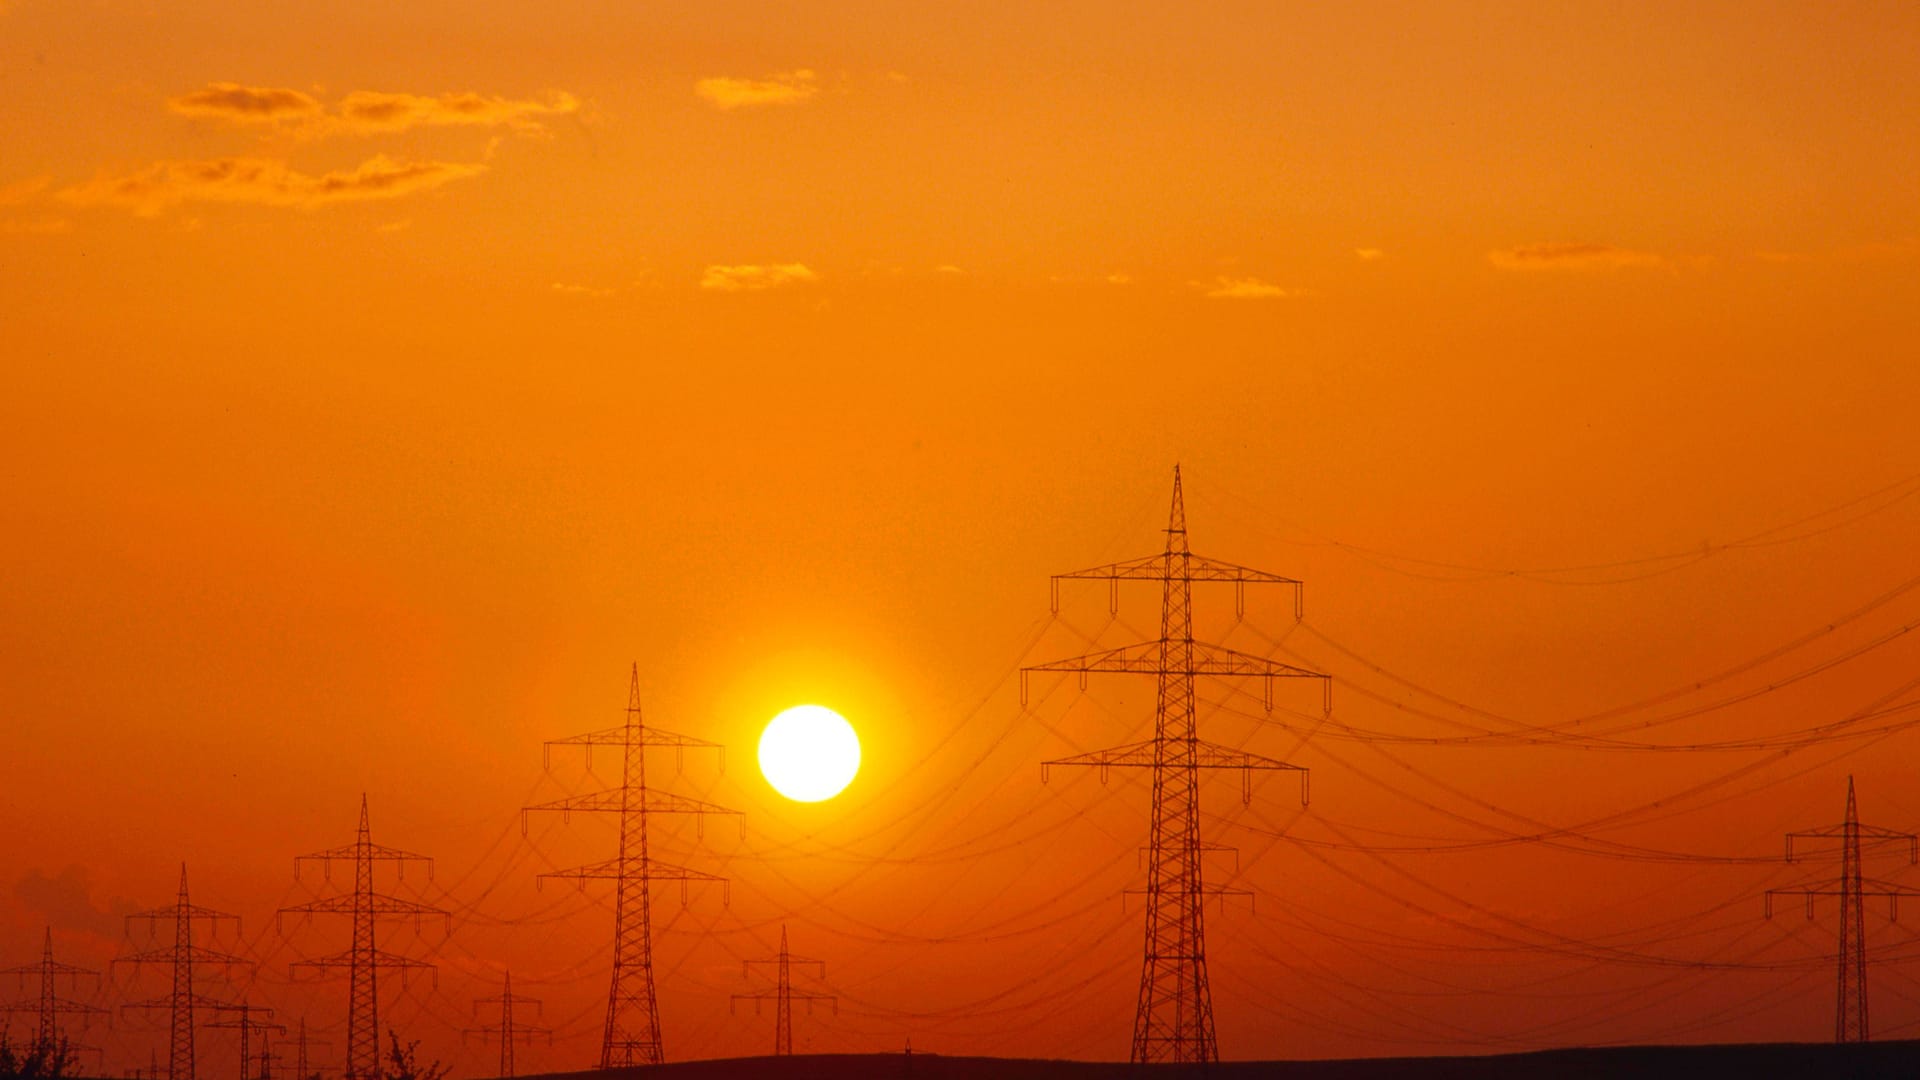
{"left": 291, "top": 1017, "right": 329, "bottom": 1080}
{"left": 1023, "top": 467, "right": 1328, "bottom": 1064}
{"left": 465, "top": 971, "right": 550, "bottom": 1078}
{"left": 524, "top": 663, "right": 738, "bottom": 1069}
{"left": 1765, "top": 776, "right": 1920, "bottom": 1043}
{"left": 116, "top": 866, "right": 249, "bottom": 1080}
{"left": 209, "top": 1005, "right": 284, "bottom": 1080}
{"left": 279, "top": 797, "right": 449, "bottom": 1080}
{"left": 731, "top": 926, "right": 835, "bottom": 1056}
{"left": 3, "top": 927, "right": 106, "bottom": 1059}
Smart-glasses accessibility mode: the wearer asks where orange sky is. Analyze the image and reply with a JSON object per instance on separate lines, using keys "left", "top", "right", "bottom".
{"left": 5, "top": 0, "right": 1920, "bottom": 1071}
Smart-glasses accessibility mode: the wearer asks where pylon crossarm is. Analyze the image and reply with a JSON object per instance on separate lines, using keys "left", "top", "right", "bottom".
{"left": 291, "top": 948, "right": 436, "bottom": 987}
{"left": 1025, "top": 640, "right": 1324, "bottom": 680}
{"left": 1022, "top": 640, "right": 1330, "bottom": 713}
{"left": 114, "top": 944, "right": 250, "bottom": 969}
{"left": 1786, "top": 828, "right": 1920, "bottom": 863}
{"left": 126, "top": 905, "right": 239, "bottom": 931}
{"left": 279, "top": 892, "right": 453, "bottom": 921}
{"left": 523, "top": 789, "right": 741, "bottom": 822}
{"left": 1125, "top": 883, "right": 1255, "bottom": 912}
{"left": 296, "top": 842, "right": 434, "bottom": 869}
{"left": 1053, "top": 552, "right": 1301, "bottom": 587}
{"left": 1042, "top": 738, "right": 1308, "bottom": 804}
{"left": 122, "top": 992, "right": 243, "bottom": 1015}
{"left": 537, "top": 856, "right": 731, "bottom": 906}
{"left": 2, "top": 996, "right": 104, "bottom": 1017}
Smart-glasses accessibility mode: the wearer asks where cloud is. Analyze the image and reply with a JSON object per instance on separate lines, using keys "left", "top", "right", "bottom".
{"left": 13, "top": 866, "right": 137, "bottom": 941}
{"left": 59, "top": 154, "right": 486, "bottom": 216}
{"left": 168, "top": 82, "right": 323, "bottom": 124}
{"left": 164, "top": 83, "right": 578, "bottom": 137}
{"left": 1198, "top": 276, "right": 1305, "bottom": 299}
{"left": 551, "top": 282, "right": 616, "bottom": 298}
{"left": 1355, "top": 248, "right": 1385, "bottom": 261}
{"left": 699, "top": 263, "right": 819, "bottom": 291}
{"left": 1106, "top": 272, "right": 1134, "bottom": 285}
{"left": 1487, "top": 242, "right": 1666, "bottom": 271}
{"left": 334, "top": 90, "right": 579, "bottom": 134}
{"left": 695, "top": 70, "right": 819, "bottom": 110}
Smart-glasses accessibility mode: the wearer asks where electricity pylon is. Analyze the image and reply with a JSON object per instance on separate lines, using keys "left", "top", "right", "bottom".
{"left": 465, "top": 971, "right": 550, "bottom": 1078}
{"left": 1765, "top": 776, "right": 1920, "bottom": 1043}
{"left": 1023, "top": 467, "right": 1328, "bottom": 1064}
{"left": 524, "top": 663, "right": 739, "bottom": 1068}
{"left": 279, "top": 797, "right": 449, "bottom": 1080}
{"left": 116, "top": 866, "right": 249, "bottom": 1080}
{"left": 291, "top": 1018, "right": 329, "bottom": 1080}
{"left": 2, "top": 927, "right": 106, "bottom": 1060}
{"left": 731, "top": 925, "right": 834, "bottom": 1056}
{"left": 208, "top": 1006, "right": 284, "bottom": 1080}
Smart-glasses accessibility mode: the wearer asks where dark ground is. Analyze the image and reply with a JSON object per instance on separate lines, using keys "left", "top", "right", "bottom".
{"left": 520, "top": 1041, "right": 1920, "bottom": 1080}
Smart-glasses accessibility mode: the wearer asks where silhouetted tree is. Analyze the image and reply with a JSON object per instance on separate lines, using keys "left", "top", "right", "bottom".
{"left": 0, "top": 1027, "right": 77, "bottom": 1080}
{"left": 383, "top": 1032, "right": 445, "bottom": 1080}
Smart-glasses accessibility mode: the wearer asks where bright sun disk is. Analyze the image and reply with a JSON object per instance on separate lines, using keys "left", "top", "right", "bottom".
{"left": 758, "top": 704, "right": 861, "bottom": 802}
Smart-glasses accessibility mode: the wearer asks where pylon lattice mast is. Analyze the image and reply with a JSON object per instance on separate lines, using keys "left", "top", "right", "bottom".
{"left": 279, "top": 796, "right": 449, "bottom": 1080}
{"left": 525, "top": 663, "right": 738, "bottom": 1069}
{"left": 2, "top": 927, "right": 106, "bottom": 1058}
{"left": 116, "top": 866, "right": 249, "bottom": 1080}
{"left": 1023, "top": 467, "right": 1328, "bottom": 1064}
{"left": 465, "top": 971, "right": 550, "bottom": 1078}
{"left": 731, "top": 925, "right": 835, "bottom": 1056}
{"left": 209, "top": 1005, "right": 284, "bottom": 1080}
{"left": 291, "top": 1017, "right": 330, "bottom": 1080}
{"left": 1765, "top": 776, "right": 1920, "bottom": 1043}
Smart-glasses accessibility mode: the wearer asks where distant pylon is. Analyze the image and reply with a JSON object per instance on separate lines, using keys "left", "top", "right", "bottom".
{"left": 257, "top": 1024, "right": 277, "bottom": 1080}
{"left": 1023, "top": 467, "right": 1328, "bottom": 1064}
{"left": 731, "top": 926, "right": 835, "bottom": 1056}
{"left": 292, "top": 1017, "right": 330, "bottom": 1080}
{"left": 465, "top": 971, "right": 551, "bottom": 1078}
{"left": 116, "top": 866, "right": 249, "bottom": 1080}
{"left": 1766, "top": 776, "right": 1920, "bottom": 1042}
{"left": 524, "top": 663, "right": 739, "bottom": 1068}
{"left": 2, "top": 927, "right": 106, "bottom": 1058}
{"left": 279, "top": 797, "right": 450, "bottom": 1080}
{"left": 209, "top": 1005, "right": 284, "bottom": 1080}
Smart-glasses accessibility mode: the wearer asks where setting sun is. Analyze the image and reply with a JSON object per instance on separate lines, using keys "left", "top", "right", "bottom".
{"left": 757, "top": 704, "right": 861, "bottom": 803}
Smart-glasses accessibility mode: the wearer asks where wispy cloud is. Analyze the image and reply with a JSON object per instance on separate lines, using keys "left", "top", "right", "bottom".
{"left": 1355, "top": 248, "right": 1385, "bottom": 261}
{"left": 695, "top": 70, "right": 820, "bottom": 110}
{"left": 334, "top": 90, "right": 579, "bottom": 134}
{"left": 551, "top": 282, "right": 616, "bottom": 298}
{"left": 166, "top": 82, "right": 579, "bottom": 137}
{"left": 1487, "top": 242, "right": 1665, "bottom": 271}
{"left": 169, "top": 83, "right": 323, "bottom": 124}
{"left": 699, "top": 263, "right": 819, "bottom": 291}
{"left": 59, "top": 155, "right": 486, "bottom": 216}
{"left": 1198, "top": 276, "right": 1306, "bottom": 299}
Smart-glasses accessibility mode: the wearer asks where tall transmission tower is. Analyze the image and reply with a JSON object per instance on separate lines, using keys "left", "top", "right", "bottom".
{"left": 116, "top": 866, "right": 249, "bottom": 1080}
{"left": 279, "top": 796, "right": 449, "bottom": 1080}
{"left": 208, "top": 1006, "right": 284, "bottom": 1080}
{"left": 290, "top": 1018, "right": 330, "bottom": 1080}
{"left": 1765, "top": 776, "right": 1920, "bottom": 1043}
{"left": 2, "top": 927, "right": 106, "bottom": 1059}
{"left": 465, "top": 971, "right": 549, "bottom": 1078}
{"left": 731, "top": 926, "right": 835, "bottom": 1056}
{"left": 1023, "top": 467, "right": 1328, "bottom": 1064}
{"left": 524, "top": 663, "right": 738, "bottom": 1069}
